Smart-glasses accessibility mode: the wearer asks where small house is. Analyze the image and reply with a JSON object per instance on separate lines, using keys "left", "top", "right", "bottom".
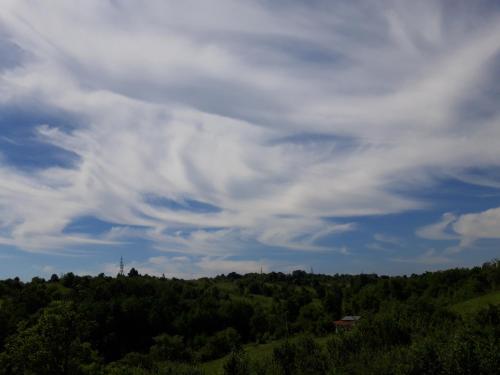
{"left": 334, "top": 315, "right": 361, "bottom": 332}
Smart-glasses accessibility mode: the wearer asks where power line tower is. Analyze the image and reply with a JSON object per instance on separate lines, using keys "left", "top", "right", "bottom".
{"left": 119, "top": 256, "right": 124, "bottom": 276}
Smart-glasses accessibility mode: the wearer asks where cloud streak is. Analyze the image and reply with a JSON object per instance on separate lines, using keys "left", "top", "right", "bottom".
{"left": 417, "top": 207, "right": 500, "bottom": 253}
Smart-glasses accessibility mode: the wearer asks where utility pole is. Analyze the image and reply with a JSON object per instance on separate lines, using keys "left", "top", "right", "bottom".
{"left": 119, "top": 256, "right": 124, "bottom": 276}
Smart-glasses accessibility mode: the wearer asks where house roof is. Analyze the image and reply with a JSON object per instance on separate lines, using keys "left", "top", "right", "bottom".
{"left": 341, "top": 315, "right": 361, "bottom": 321}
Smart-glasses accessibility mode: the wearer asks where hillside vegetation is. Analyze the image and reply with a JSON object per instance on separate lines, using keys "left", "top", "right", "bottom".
{"left": 0, "top": 260, "right": 499, "bottom": 374}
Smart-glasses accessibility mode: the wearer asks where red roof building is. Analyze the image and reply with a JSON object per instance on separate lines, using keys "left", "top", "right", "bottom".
{"left": 334, "top": 315, "right": 361, "bottom": 331}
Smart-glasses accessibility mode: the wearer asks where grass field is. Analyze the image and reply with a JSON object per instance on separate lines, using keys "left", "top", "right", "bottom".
{"left": 200, "top": 339, "right": 282, "bottom": 374}
{"left": 200, "top": 335, "right": 333, "bottom": 374}
{"left": 451, "top": 290, "right": 500, "bottom": 316}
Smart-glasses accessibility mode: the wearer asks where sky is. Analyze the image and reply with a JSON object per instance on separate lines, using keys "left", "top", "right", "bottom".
{"left": 0, "top": 0, "right": 500, "bottom": 280}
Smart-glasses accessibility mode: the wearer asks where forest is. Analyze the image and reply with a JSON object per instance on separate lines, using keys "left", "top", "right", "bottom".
{"left": 0, "top": 260, "right": 499, "bottom": 375}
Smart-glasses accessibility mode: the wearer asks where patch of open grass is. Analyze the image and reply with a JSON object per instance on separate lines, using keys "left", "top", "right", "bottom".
{"left": 451, "top": 290, "right": 500, "bottom": 316}
{"left": 200, "top": 339, "right": 283, "bottom": 375}
{"left": 200, "top": 334, "right": 335, "bottom": 375}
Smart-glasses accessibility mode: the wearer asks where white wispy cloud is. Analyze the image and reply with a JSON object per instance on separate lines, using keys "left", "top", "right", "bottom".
{"left": 453, "top": 207, "right": 500, "bottom": 240}
{"left": 0, "top": 1, "right": 499, "bottom": 259}
{"left": 391, "top": 249, "right": 451, "bottom": 266}
{"left": 416, "top": 213, "right": 459, "bottom": 241}
{"left": 365, "top": 233, "right": 403, "bottom": 252}
{"left": 416, "top": 207, "right": 500, "bottom": 252}
{"left": 374, "top": 233, "right": 403, "bottom": 246}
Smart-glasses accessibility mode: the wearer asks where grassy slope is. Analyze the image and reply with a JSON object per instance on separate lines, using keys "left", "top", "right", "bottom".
{"left": 200, "top": 340, "right": 282, "bottom": 375}
{"left": 200, "top": 336, "right": 332, "bottom": 375}
{"left": 451, "top": 290, "right": 500, "bottom": 316}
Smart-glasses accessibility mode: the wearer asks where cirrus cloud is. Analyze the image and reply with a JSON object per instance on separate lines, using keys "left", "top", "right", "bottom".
{"left": 0, "top": 0, "right": 499, "bottom": 266}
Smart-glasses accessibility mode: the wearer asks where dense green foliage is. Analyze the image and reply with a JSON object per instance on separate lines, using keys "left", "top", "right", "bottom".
{"left": 0, "top": 260, "right": 499, "bottom": 374}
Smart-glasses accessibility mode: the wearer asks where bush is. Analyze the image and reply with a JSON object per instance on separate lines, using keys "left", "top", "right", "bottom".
{"left": 198, "top": 327, "right": 241, "bottom": 361}
{"left": 273, "top": 340, "right": 296, "bottom": 375}
{"left": 223, "top": 348, "right": 250, "bottom": 375}
{"left": 294, "top": 335, "right": 327, "bottom": 375}
{"left": 150, "top": 334, "right": 191, "bottom": 362}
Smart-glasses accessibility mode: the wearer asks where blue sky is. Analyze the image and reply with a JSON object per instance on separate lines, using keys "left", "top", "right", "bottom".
{"left": 0, "top": 0, "right": 500, "bottom": 280}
